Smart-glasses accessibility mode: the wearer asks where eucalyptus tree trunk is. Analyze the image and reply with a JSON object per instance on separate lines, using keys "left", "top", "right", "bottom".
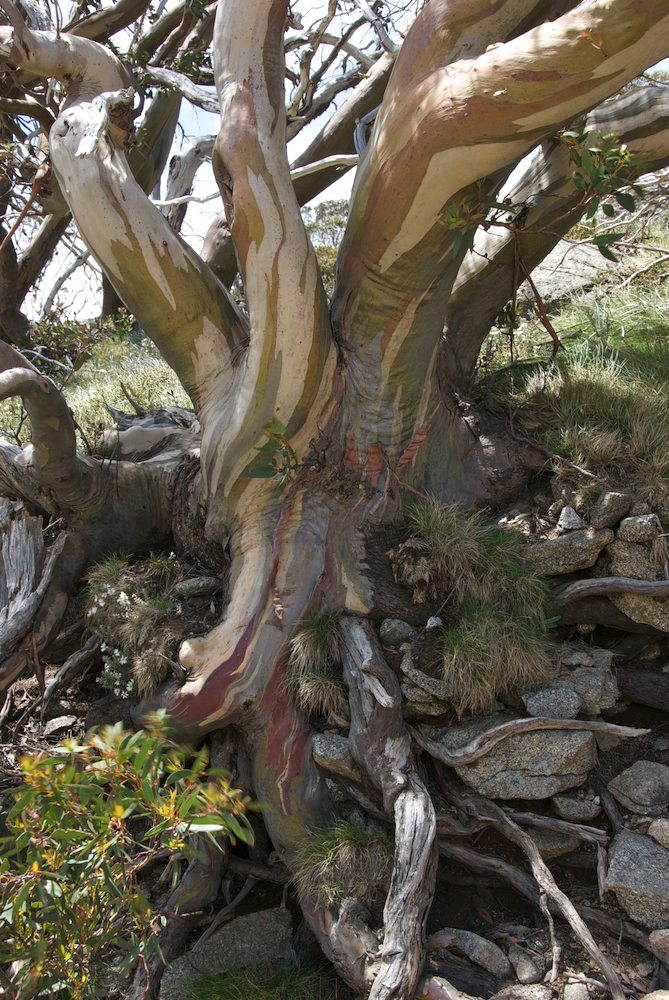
{"left": 1, "top": 0, "right": 669, "bottom": 995}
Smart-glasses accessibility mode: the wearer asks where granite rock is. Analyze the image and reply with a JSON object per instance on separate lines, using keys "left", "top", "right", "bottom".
{"left": 525, "top": 529, "right": 613, "bottom": 577}
{"left": 608, "top": 760, "right": 669, "bottom": 815}
{"left": 604, "top": 831, "right": 669, "bottom": 928}
{"left": 589, "top": 491, "right": 632, "bottom": 530}
{"left": 522, "top": 687, "right": 581, "bottom": 719}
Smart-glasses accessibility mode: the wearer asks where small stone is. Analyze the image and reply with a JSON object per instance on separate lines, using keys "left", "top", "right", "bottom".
{"left": 608, "top": 760, "right": 669, "bottom": 815}
{"left": 522, "top": 687, "right": 581, "bottom": 719}
{"left": 528, "top": 828, "right": 579, "bottom": 859}
{"left": 649, "top": 929, "right": 669, "bottom": 964}
{"left": 525, "top": 528, "right": 613, "bottom": 577}
{"left": 491, "top": 986, "right": 552, "bottom": 1000}
{"left": 426, "top": 616, "right": 442, "bottom": 629}
{"left": 379, "top": 618, "right": 416, "bottom": 647}
{"left": 642, "top": 992, "right": 669, "bottom": 1000}
{"left": 554, "top": 665, "right": 619, "bottom": 716}
{"left": 563, "top": 984, "right": 589, "bottom": 1000}
{"left": 429, "top": 927, "right": 513, "bottom": 979}
{"left": 589, "top": 490, "right": 632, "bottom": 530}
{"left": 311, "top": 733, "right": 363, "bottom": 782}
{"left": 630, "top": 500, "right": 652, "bottom": 515}
{"left": 547, "top": 500, "right": 564, "bottom": 522}
{"left": 604, "top": 830, "right": 669, "bottom": 928}
{"left": 617, "top": 513, "right": 662, "bottom": 544}
{"left": 507, "top": 945, "right": 546, "bottom": 985}
{"left": 552, "top": 794, "right": 601, "bottom": 822}
{"left": 556, "top": 505, "right": 587, "bottom": 533}
{"left": 648, "top": 818, "right": 669, "bottom": 850}
{"left": 560, "top": 646, "right": 594, "bottom": 667}
{"left": 42, "top": 715, "right": 77, "bottom": 736}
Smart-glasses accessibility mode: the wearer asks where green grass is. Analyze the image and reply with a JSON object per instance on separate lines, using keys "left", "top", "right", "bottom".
{"left": 86, "top": 553, "right": 131, "bottom": 592}
{"left": 294, "top": 821, "right": 394, "bottom": 907}
{"left": 402, "top": 499, "right": 550, "bottom": 620}
{"left": 185, "top": 965, "right": 339, "bottom": 1000}
{"left": 435, "top": 600, "right": 556, "bottom": 718}
{"left": 284, "top": 611, "right": 347, "bottom": 722}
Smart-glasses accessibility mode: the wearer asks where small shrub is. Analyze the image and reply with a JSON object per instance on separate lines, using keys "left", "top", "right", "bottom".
{"left": 285, "top": 611, "right": 347, "bottom": 722}
{"left": 0, "top": 718, "right": 253, "bottom": 999}
{"left": 436, "top": 600, "right": 556, "bottom": 718}
{"left": 294, "top": 820, "right": 393, "bottom": 907}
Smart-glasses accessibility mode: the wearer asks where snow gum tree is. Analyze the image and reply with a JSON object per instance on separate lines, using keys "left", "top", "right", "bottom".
{"left": 1, "top": 0, "right": 669, "bottom": 996}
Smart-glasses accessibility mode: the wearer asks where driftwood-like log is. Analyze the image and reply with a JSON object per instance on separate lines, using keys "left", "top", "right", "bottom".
{"left": 412, "top": 717, "right": 648, "bottom": 768}
{"left": 552, "top": 576, "right": 669, "bottom": 608}
{"left": 340, "top": 616, "right": 438, "bottom": 1000}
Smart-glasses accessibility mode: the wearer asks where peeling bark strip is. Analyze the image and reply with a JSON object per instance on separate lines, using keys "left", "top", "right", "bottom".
{"left": 340, "top": 617, "right": 437, "bottom": 1000}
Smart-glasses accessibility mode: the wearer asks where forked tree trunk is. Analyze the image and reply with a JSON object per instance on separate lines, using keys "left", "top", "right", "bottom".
{"left": 2, "top": 0, "right": 669, "bottom": 996}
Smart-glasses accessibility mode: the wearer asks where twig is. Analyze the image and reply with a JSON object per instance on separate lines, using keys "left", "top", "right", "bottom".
{"left": 596, "top": 782, "right": 624, "bottom": 835}
{"left": 540, "top": 893, "right": 561, "bottom": 983}
{"left": 503, "top": 808, "right": 608, "bottom": 845}
{"left": 0, "top": 684, "right": 14, "bottom": 730}
{"left": 596, "top": 845, "right": 609, "bottom": 903}
{"left": 195, "top": 877, "right": 256, "bottom": 946}
{"left": 41, "top": 634, "right": 101, "bottom": 720}
{"left": 30, "top": 630, "right": 45, "bottom": 695}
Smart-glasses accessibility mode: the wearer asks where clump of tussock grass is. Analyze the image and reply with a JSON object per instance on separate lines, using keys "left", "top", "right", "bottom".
{"left": 395, "top": 498, "right": 550, "bottom": 621}
{"left": 284, "top": 611, "right": 347, "bottom": 722}
{"left": 294, "top": 820, "right": 394, "bottom": 907}
{"left": 435, "top": 600, "right": 556, "bottom": 718}
{"left": 521, "top": 341, "right": 669, "bottom": 494}
{"left": 185, "top": 964, "right": 338, "bottom": 1000}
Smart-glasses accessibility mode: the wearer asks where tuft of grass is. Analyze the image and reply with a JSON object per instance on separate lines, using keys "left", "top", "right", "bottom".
{"left": 436, "top": 600, "right": 556, "bottom": 718}
{"left": 86, "top": 553, "right": 131, "bottom": 592}
{"left": 397, "top": 499, "right": 550, "bottom": 622}
{"left": 522, "top": 340, "right": 669, "bottom": 493}
{"left": 284, "top": 611, "right": 347, "bottom": 722}
{"left": 294, "top": 821, "right": 394, "bottom": 907}
{"left": 63, "top": 337, "right": 191, "bottom": 444}
{"left": 185, "top": 964, "right": 339, "bottom": 1000}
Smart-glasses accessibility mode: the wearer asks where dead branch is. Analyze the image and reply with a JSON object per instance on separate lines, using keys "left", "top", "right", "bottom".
{"left": 411, "top": 716, "right": 647, "bottom": 768}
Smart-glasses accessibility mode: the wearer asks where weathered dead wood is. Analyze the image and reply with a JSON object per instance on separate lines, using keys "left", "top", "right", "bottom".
{"left": 412, "top": 717, "right": 648, "bottom": 767}
{"left": 616, "top": 665, "right": 669, "bottom": 712}
{"left": 438, "top": 774, "right": 625, "bottom": 1000}
{"left": 40, "top": 634, "right": 101, "bottom": 720}
{"left": 503, "top": 809, "right": 608, "bottom": 846}
{"left": 340, "top": 616, "right": 437, "bottom": 1000}
{"left": 552, "top": 576, "right": 669, "bottom": 608}
{"left": 0, "top": 500, "right": 69, "bottom": 660}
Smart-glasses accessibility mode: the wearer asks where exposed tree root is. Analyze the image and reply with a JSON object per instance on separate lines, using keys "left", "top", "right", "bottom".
{"left": 436, "top": 772, "right": 626, "bottom": 1000}
{"left": 340, "top": 616, "right": 437, "bottom": 1000}
{"left": 411, "top": 716, "right": 648, "bottom": 767}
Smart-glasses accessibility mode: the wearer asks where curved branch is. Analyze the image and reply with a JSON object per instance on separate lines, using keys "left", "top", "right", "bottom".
{"left": 0, "top": 363, "right": 82, "bottom": 495}
{"left": 553, "top": 574, "right": 669, "bottom": 609}
{"left": 331, "top": 0, "right": 669, "bottom": 459}
{"left": 443, "top": 85, "right": 669, "bottom": 386}
{"left": 64, "top": 0, "right": 151, "bottom": 42}
{"left": 412, "top": 716, "right": 648, "bottom": 768}
{"left": 207, "top": 0, "right": 335, "bottom": 507}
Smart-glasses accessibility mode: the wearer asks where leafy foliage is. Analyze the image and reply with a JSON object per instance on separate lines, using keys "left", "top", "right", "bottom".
{"left": 246, "top": 419, "right": 299, "bottom": 491}
{"left": 0, "top": 718, "right": 253, "bottom": 998}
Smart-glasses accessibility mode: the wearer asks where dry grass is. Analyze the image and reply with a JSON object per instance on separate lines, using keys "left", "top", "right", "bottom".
{"left": 294, "top": 821, "right": 394, "bottom": 907}
{"left": 284, "top": 611, "right": 347, "bottom": 722}
{"left": 85, "top": 551, "right": 219, "bottom": 697}
{"left": 395, "top": 499, "right": 550, "bottom": 621}
{"left": 436, "top": 601, "right": 556, "bottom": 718}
